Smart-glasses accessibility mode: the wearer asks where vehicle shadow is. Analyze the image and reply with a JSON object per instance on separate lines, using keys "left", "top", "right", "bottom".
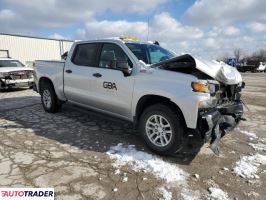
{"left": 0, "top": 96, "right": 204, "bottom": 165}
{"left": 0, "top": 88, "right": 30, "bottom": 93}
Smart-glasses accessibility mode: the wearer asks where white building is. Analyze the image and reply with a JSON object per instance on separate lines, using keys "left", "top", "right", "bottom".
{"left": 0, "top": 33, "right": 73, "bottom": 66}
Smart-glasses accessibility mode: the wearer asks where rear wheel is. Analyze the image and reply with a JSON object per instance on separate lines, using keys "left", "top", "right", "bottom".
{"left": 40, "top": 82, "right": 61, "bottom": 113}
{"left": 139, "top": 104, "right": 185, "bottom": 155}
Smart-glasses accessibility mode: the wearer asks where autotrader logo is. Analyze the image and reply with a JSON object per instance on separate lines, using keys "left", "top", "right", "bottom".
{"left": 0, "top": 188, "right": 54, "bottom": 200}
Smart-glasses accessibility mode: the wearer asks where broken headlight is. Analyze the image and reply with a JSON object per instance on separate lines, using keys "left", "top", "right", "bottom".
{"left": 191, "top": 81, "right": 219, "bottom": 95}
{"left": 0, "top": 72, "right": 9, "bottom": 78}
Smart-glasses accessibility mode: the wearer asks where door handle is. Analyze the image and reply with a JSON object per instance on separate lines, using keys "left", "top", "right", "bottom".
{"left": 65, "top": 69, "right": 72, "bottom": 74}
{"left": 93, "top": 73, "right": 102, "bottom": 78}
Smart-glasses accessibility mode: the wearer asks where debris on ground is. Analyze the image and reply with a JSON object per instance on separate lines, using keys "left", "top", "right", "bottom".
{"left": 208, "top": 187, "right": 229, "bottom": 200}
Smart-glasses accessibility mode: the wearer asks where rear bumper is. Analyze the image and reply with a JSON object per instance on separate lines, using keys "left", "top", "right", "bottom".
{"left": 197, "top": 101, "right": 244, "bottom": 154}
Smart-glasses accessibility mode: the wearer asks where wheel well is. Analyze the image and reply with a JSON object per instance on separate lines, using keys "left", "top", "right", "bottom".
{"left": 39, "top": 77, "right": 53, "bottom": 92}
{"left": 134, "top": 95, "right": 187, "bottom": 128}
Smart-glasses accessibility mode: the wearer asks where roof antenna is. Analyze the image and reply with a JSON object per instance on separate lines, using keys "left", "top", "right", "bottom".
{"left": 147, "top": 17, "right": 150, "bottom": 41}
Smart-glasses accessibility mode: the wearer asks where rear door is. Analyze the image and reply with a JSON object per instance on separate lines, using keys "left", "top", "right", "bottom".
{"left": 88, "top": 43, "right": 135, "bottom": 119}
{"left": 64, "top": 42, "right": 100, "bottom": 104}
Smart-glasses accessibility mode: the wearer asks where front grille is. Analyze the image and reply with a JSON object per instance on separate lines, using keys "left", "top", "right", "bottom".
{"left": 9, "top": 71, "right": 32, "bottom": 80}
{"left": 216, "top": 84, "right": 242, "bottom": 105}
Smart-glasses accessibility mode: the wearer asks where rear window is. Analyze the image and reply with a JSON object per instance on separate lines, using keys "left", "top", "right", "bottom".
{"left": 72, "top": 43, "right": 99, "bottom": 66}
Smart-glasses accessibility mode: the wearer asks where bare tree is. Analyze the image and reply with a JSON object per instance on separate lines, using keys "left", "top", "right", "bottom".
{"left": 255, "top": 49, "right": 266, "bottom": 62}
{"left": 234, "top": 48, "right": 242, "bottom": 62}
{"left": 217, "top": 52, "right": 230, "bottom": 62}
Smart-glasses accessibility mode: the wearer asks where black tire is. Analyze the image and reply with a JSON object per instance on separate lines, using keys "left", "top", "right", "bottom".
{"left": 139, "top": 104, "right": 185, "bottom": 155}
{"left": 40, "top": 82, "right": 61, "bottom": 113}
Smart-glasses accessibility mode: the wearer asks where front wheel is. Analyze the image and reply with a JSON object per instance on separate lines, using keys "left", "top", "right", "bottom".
{"left": 40, "top": 82, "right": 61, "bottom": 113}
{"left": 139, "top": 104, "right": 185, "bottom": 155}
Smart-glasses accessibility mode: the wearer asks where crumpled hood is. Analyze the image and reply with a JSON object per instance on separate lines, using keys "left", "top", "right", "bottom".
{"left": 193, "top": 56, "right": 242, "bottom": 85}
{"left": 152, "top": 54, "right": 242, "bottom": 85}
{"left": 0, "top": 67, "right": 33, "bottom": 73}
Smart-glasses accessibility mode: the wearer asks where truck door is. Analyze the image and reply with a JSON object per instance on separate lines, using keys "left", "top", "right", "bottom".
{"left": 64, "top": 42, "right": 100, "bottom": 105}
{"left": 88, "top": 43, "right": 134, "bottom": 119}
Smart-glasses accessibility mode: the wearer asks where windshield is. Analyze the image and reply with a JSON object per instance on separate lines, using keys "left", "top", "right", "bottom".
{"left": 0, "top": 60, "right": 25, "bottom": 67}
{"left": 125, "top": 43, "right": 175, "bottom": 65}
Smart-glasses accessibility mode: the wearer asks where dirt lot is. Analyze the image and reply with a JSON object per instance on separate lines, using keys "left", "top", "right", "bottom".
{"left": 0, "top": 73, "right": 265, "bottom": 200}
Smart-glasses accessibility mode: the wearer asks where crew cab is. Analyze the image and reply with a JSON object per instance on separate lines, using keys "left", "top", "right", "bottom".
{"left": 0, "top": 58, "right": 34, "bottom": 89}
{"left": 34, "top": 36, "right": 245, "bottom": 155}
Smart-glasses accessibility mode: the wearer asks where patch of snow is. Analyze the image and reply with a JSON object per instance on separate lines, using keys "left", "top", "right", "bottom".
{"left": 259, "top": 138, "right": 266, "bottom": 142}
{"left": 208, "top": 187, "right": 229, "bottom": 200}
{"left": 248, "top": 142, "right": 266, "bottom": 151}
{"left": 181, "top": 193, "right": 196, "bottom": 200}
{"left": 181, "top": 189, "right": 200, "bottom": 200}
{"left": 114, "top": 169, "right": 120, "bottom": 174}
{"left": 233, "top": 154, "right": 266, "bottom": 179}
{"left": 107, "top": 144, "right": 187, "bottom": 183}
{"left": 159, "top": 187, "right": 172, "bottom": 200}
{"left": 122, "top": 176, "right": 128, "bottom": 182}
{"left": 246, "top": 191, "right": 260, "bottom": 198}
{"left": 236, "top": 128, "right": 257, "bottom": 139}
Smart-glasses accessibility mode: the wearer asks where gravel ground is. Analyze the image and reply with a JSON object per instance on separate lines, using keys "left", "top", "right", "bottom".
{"left": 0, "top": 73, "right": 265, "bottom": 200}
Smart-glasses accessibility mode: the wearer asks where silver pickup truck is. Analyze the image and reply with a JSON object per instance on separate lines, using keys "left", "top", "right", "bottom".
{"left": 34, "top": 37, "right": 245, "bottom": 155}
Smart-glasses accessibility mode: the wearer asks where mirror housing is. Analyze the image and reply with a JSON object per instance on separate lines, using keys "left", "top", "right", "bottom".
{"left": 61, "top": 51, "right": 68, "bottom": 60}
{"left": 111, "top": 60, "right": 132, "bottom": 76}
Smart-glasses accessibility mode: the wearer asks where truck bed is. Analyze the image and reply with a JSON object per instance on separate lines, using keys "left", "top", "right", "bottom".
{"left": 34, "top": 60, "right": 65, "bottom": 100}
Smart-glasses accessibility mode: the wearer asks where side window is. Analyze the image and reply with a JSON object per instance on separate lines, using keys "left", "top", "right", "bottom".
{"left": 149, "top": 49, "right": 165, "bottom": 64}
{"left": 99, "top": 43, "right": 132, "bottom": 68}
{"left": 72, "top": 43, "right": 99, "bottom": 66}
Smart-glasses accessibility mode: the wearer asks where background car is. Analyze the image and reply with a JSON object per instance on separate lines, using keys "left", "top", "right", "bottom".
{"left": 0, "top": 57, "right": 34, "bottom": 89}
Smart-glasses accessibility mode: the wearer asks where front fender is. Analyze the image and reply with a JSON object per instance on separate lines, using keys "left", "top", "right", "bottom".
{"left": 132, "top": 72, "right": 203, "bottom": 129}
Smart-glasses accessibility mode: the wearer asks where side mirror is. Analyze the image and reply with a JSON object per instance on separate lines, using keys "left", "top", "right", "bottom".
{"left": 111, "top": 60, "right": 132, "bottom": 76}
{"left": 61, "top": 51, "right": 68, "bottom": 60}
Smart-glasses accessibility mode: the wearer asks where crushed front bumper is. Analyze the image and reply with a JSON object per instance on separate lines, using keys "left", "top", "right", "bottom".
{"left": 197, "top": 101, "right": 244, "bottom": 154}
{"left": 0, "top": 78, "right": 34, "bottom": 89}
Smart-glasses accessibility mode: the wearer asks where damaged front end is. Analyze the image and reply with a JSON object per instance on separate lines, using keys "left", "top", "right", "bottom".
{"left": 193, "top": 57, "right": 245, "bottom": 155}
{"left": 198, "top": 83, "right": 245, "bottom": 155}
{"left": 0, "top": 70, "right": 34, "bottom": 89}
{"left": 154, "top": 54, "right": 245, "bottom": 155}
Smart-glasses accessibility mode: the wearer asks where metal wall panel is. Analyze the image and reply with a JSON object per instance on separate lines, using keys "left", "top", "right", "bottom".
{"left": 0, "top": 34, "right": 74, "bottom": 64}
